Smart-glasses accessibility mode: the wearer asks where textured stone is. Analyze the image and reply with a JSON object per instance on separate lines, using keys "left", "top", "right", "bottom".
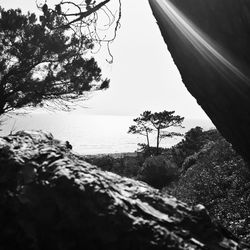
{"left": 149, "top": 0, "right": 250, "bottom": 163}
{"left": 0, "top": 131, "right": 248, "bottom": 249}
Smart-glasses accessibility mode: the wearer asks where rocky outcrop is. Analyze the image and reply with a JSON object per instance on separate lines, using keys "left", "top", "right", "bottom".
{"left": 0, "top": 130, "right": 248, "bottom": 250}
{"left": 149, "top": 0, "right": 250, "bottom": 163}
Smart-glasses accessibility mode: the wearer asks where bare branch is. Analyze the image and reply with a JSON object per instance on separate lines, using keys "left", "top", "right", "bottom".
{"left": 37, "top": 0, "right": 122, "bottom": 63}
{"left": 61, "top": 0, "right": 110, "bottom": 17}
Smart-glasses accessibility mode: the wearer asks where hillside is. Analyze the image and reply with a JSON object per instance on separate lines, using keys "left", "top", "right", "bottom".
{"left": 86, "top": 127, "right": 250, "bottom": 243}
{"left": 0, "top": 130, "right": 246, "bottom": 249}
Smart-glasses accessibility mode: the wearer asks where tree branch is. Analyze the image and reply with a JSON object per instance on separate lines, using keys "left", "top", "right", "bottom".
{"left": 50, "top": 0, "right": 111, "bottom": 30}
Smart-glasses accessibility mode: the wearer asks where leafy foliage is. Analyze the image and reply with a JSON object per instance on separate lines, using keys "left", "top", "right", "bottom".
{"left": 137, "top": 143, "right": 164, "bottom": 158}
{"left": 0, "top": 7, "right": 109, "bottom": 115}
{"left": 128, "top": 111, "right": 153, "bottom": 148}
{"left": 86, "top": 155, "right": 114, "bottom": 171}
{"left": 138, "top": 155, "right": 178, "bottom": 189}
{"left": 167, "top": 135, "right": 250, "bottom": 243}
{"left": 86, "top": 155, "right": 142, "bottom": 178}
{"left": 128, "top": 110, "right": 184, "bottom": 154}
{"left": 171, "top": 127, "right": 220, "bottom": 167}
{"left": 150, "top": 111, "right": 184, "bottom": 153}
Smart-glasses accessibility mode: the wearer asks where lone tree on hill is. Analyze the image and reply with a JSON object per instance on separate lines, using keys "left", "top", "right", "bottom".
{"left": 0, "top": 7, "right": 109, "bottom": 117}
{"left": 128, "top": 111, "right": 184, "bottom": 154}
{"left": 150, "top": 111, "right": 184, "bottom": 153}
{"left": 128, "top": 111, "right": 153, "bottom": 148}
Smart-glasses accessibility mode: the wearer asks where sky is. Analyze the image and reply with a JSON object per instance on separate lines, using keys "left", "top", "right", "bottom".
{"left": 0, "top": 0, "right": 211, "bottom": 120}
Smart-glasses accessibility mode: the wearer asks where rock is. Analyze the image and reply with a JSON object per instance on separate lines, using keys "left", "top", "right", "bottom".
{"left": 0, "top": 131, "right": 248, "bottom": 249}
{"left": 149, "top": 0, "right": 250, "bottom": 163}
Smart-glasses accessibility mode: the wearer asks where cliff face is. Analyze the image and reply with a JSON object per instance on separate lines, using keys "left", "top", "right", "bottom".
{"left": 149, "top": 0, "right": 250, "bottom": 162}
{"left": 0, "top": 131, "right": 247, "bottom": 250}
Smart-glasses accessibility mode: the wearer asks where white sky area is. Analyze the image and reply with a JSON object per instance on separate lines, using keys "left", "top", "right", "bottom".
{"left": 0, "top": 0, "right": 210, "bottom": 120}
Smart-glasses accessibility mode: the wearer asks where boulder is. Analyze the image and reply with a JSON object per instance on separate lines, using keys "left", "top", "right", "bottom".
{"left": 0, "top": 130, "right": 248, "bottom": 249}
{"left": 149, "top": 0, "right": 250, "bottom": 163}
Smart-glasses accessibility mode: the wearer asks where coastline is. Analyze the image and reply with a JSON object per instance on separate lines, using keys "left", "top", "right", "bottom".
{"left": 82, "top": 151, "right": 138, "bottom": 159}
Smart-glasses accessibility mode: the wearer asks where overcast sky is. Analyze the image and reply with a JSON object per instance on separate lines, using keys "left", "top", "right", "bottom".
{"left": 0, "top": 0, "right": 210, "bottom": 119}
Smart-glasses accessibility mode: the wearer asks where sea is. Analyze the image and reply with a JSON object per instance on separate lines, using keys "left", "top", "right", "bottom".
{"left": 0, "top": 112, "right": 215, "bottom": 155}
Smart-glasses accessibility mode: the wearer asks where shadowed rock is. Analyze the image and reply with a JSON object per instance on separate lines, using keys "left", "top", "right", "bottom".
{"left": 149, "top": 0, "right": 250, "bottom": 163}
{"left": 0, "top": 131, "right": 248, "bottom": 249}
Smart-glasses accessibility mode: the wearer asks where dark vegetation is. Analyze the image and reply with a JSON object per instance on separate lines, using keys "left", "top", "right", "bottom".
{"left": 0, "top": 0, "right": 122, "bottom": 118}
{"left": 0, "top": 6, "right": 111, "bottom": 116}
{"left": 0, "top": 130, "right": 243, "bottom": 250}
{"left": 85, "top": 126, "right": 250, "bottom": 243}
{"left": 128, "top": 110, "right": 184, "bottom": 154}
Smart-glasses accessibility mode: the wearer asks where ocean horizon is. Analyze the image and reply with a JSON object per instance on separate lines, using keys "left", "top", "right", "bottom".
{"left": 0, "top": 112, "right": 215, "bottom": 155}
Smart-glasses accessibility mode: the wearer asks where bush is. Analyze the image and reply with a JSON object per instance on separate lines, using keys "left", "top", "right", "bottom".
{"left": 167, "top": 138, "right": 250, "bottom": 243}
{"left": 137, "top": 144, "right": 164, "bottom": 158}
{"left": 181, "top": 153, "right": 198, "bottom": 173}
{"left": 85, "top": 155, "right": 142, "bottom": 178}
{"left": 122, "top": 157, "right": 141, "bottom": 178}
{"left": 85, "top": 156, "right": 114, "bottom": 172}
{"left": 171, "top": 128, "right": 221, "bottom": 167}
{"left": 138, "top": 155, "right": 178, "bottom": 189}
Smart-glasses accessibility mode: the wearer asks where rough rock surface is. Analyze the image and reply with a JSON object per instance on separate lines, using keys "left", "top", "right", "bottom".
{"left": 149, "top": 0, "right": 250, "bottom": 163}
{"left": 0, "top": 131, "right": 249, "bottom": 250}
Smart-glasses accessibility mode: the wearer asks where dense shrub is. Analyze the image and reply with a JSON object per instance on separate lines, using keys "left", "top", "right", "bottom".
{"left": 138, "top": 155, "right": 178, "bottom": 189}
{"left": 137, "top": 144, "right": 164, "bottom": 157}
{"left": 86, "top": 155, "right": 115, "bottom": 171}
{"left": 85, "top": 155, "right": 141, "bottom": 178}
{"left": 171, "top": 127, "right": 220, "bottom": 167}
{"left": 122, "top": 157, "right": 141, "bottom": 177}
{"left": 111, "top": 160, "right": 124, "bottom": 176}
{"left": 167, "top": 138, "right": 250, "bottom": 243}
{"left": 181, "top": 153, "right": 198, "bottom": 172}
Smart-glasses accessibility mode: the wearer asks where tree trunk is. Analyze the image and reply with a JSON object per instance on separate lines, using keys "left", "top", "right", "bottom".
{"left": 0, "top": 131, "right": 248, "bottom": 250}
{"left": 146, "top": 131, "right": 150, "bottom": 148}
{"left": 0, "top": 81, "right": 6, "bottom": 116}
{"left": 156, "top": 128, "right": 160, "bottom": 154}
{"left": 0, "top": 103, "right": 5, "bottom": 116}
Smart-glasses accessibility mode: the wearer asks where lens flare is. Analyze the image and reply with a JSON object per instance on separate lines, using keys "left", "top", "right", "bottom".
{"left": 150, "top": 0, "right": 249, "bottom": 84}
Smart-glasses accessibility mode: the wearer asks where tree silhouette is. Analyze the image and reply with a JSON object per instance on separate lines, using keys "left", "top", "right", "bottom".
{"left": 37, "top": 0, "right": 122, "bottom": 62}
{"left": 128, "top": 111, "right": 184, "bottom": 154}
{"left": 150, "top": 111, "right": 184, "bottom": 153}
{"left": 128, "top": 111, "right": 153, "bottom": 148}
{"left": 0, "top": 7, "right": 109, "bottom": 116}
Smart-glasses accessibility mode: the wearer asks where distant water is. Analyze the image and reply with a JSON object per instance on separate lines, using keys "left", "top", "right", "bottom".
{"left": 0, "top": 112, "right": 214, "bottom": 155}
